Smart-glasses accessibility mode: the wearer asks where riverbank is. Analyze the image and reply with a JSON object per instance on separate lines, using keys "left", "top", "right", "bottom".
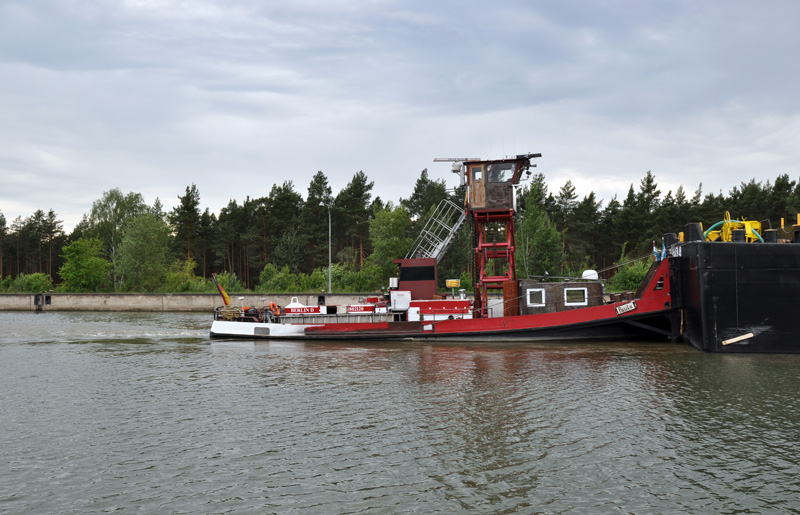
{"left": 0, "top": 293, "right": 367, "bottom": 312}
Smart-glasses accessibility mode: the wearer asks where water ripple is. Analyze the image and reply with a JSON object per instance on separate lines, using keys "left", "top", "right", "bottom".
{"left": 2, "top": 313, "right": 800, "bottom": 513}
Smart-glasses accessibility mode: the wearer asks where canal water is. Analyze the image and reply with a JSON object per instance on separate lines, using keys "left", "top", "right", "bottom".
{"left": 2, "top": 312, "right": 800, "bottom": 514}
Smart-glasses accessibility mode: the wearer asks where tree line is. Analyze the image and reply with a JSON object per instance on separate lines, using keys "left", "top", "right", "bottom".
{"left": 516, "top": 171, "right": 800, "bottom": 280}
{"left": 2, "top": 167, "right": 800, "bottom": 294}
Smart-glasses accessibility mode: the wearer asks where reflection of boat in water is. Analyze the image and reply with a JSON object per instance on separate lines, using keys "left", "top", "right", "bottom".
{"left": 210, "top": 154, "right": 800, "bottom": 353}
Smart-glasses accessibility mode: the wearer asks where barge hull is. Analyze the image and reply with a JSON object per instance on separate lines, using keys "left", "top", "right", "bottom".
{"left": 671, "top": 241, "right": 800, "bottom": 353}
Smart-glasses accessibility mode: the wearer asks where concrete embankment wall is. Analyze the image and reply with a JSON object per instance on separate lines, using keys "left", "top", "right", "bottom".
{"left": 0, "top": 293, "right": 367, "bottom": 312}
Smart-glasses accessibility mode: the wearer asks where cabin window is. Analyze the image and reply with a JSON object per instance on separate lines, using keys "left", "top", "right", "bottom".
{"left": 526, "top": 288, "right": 545, "bottom": 307}
{"left": 564, "top": 287, "right": 588, "bottom": 306}
{"left": 655, "top": 275, "right": 664, "bottom": 290}
{"left": 471, "top": 165, "right": 483, "bottom": 181}
{"left": 487, "top": 163, "right": 514, "bottom": 183}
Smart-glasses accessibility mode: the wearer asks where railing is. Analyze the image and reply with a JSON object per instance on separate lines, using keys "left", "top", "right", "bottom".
{"left": 406, "top": 199, "right": 467, "bottom": 262}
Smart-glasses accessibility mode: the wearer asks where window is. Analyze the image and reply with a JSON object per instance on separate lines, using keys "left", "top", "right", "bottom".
{"left": 526, "top": 288, "right": 545, "bottom": 307}
{"left": 486, "top": 163, "right": 515, "bottom": 183}
{"left": 564, "top": 287, "right": 588, "bottom": 306}
{"left": 471, "top": 166, "right": 483, "bottom": 181}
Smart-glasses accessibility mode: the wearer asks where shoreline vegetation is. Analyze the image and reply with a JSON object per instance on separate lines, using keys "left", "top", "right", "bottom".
{"left": 0, "top": 292, "right": 368, "bottom": 312}
{"left": 2, "top": 169, "right": 799, "bottom": 297}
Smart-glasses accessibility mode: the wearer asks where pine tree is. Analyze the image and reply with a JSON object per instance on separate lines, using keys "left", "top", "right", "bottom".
{"left": 197, "top": 208, "right": 216, "bottom": 278}
{"left": 0, "top": 211, "right": 6, "bottom": 279}
{"left": 401, "top": 168, "right": 448, "bottom": 221}
{"left": 333, "top": 171, "right": 374, "bottom": 267}
{"left": 169, "top": 184, "right": 201, "bottom": 262}
{"left": 299, "top": 171, "right": 333, "bottom": 274}
{"left": 42, "top": 209, "right": 63, "bottom": 278}
{"left": 564, "top": 192, "right": 600, "bottom": 268}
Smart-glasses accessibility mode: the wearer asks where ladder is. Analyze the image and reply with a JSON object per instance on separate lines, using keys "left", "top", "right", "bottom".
{"left": 406, "top": 199, "right": 467, "bottom": 263}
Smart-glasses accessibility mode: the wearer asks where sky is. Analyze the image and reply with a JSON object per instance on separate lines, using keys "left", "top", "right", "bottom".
{"left": 2, "top": 0, "right": 800, "bottom": 232}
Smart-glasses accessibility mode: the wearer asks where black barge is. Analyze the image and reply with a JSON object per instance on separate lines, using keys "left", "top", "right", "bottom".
{"left": 670, "top": 221, "right": 800, "bottom": 353}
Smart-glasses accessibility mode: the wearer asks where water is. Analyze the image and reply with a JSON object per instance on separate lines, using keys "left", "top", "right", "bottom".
{"left": 2, "top": 312, "right": 800, "bottom": 514}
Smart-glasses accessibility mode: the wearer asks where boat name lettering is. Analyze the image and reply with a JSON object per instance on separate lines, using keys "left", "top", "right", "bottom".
{"left": 347, "top": 305, "right": 375, "bottom": 313}
{"left": 615, "top": 301, "right": 637, "bottom": 315}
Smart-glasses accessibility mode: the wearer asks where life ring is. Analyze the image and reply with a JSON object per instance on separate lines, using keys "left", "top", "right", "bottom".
{"left": 269, "top": 302, "right": 279, "bottom": 314}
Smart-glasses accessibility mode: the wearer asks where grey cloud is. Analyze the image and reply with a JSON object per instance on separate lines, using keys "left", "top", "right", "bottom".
{"left": 2, "top": 0, "right": 800, "bottom": 231}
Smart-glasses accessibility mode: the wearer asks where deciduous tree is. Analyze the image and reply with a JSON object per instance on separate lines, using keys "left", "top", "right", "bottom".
{"left": 517, "top": 183, "right": 563, "bottom": 278}
{"left": 59, "top": 238, "right": 111, "bottom": 292}
{"left": 117, "top": 214, "right": 171, "bottom": 292}
{"left": 367, "top": 202, "right": 413, "bottom": 278}
{"left": 87, "top": 189, "right": 147, "bottom": 290}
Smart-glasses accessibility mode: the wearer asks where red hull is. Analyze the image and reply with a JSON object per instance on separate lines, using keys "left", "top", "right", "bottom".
{"left": 300, "top": 260, "right": 674, "bottom": 341}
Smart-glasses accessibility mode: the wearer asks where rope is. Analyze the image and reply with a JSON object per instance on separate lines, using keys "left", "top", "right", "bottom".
{"left": 593, "top": 253, "right": 653, "bottom": 276}
{"left": 475, "top": 252, "right": 654, "bottom": 315}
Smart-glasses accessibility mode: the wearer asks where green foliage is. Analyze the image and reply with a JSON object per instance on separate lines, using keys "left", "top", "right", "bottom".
{"left": 257, "top": 264, "right": 344, "bottom": 293}
{"left": 298, "top": 268, "right": 328, "bottom": 292}
{"left": 272, "top": 227, "right": 304, "bottom": 274}
{"left": 456, "top": 269, "right": 474, "bottom": 293}
{"left": 58, "top": 238, "right": 111, "bottom": 292}
{"left": 164, "top": 259, "right": 207, "bottom": 292}
{"left": 257, "top": 264, "right": 300, "bottom": 292}
{"left": 255, "top": 261, "right": 384, "bottom": 293}
{"left": 517, "top": 183, "right": 564, "bottom": 278}
{"left": 0, "top": 273, "right": 53, "bottom": 292}
{"left": 561, "top": 256, "right": 596, "bottom": 281}
{"left": 169, "top": 184, "right": 201, "bottom": 261}
{"left": 553, "top": 179, "right": 578, "bottom": 231}
{"left": 368, "top": 202, "right": 413, "bottom": 278}
{"left": 338, "top": 262, "right": 383, "bottom": 292}
{"left": 607, "top": 255, "right": 651, "bottom": 292}
{"left": 215, "top": 271, "right": 246, "bottom": 292}
{"left": 0, "top": 210, "right": 6, "bottom": 280}
{"left": 563, "top": 192, "right": 600, "bottom": 270}
{"left": 9, "top": 167, "right": 800, "bottom": 296}
{"left": 401, "top": 168, "right": 448, "bottom": 221}
{"left": 117, "top": 214, "right": 171, "bottom": 292}
{"left": 0, "top": 208, "right": 64, "bottom": 281}
{"left": 298, "top": 172, "right": 334, "bottom": 273}
{"left": 86, "top": 188, "right": 148, "bottom": 290}
{"left": 333, "top": 171, "right": 374, "bottom": 262}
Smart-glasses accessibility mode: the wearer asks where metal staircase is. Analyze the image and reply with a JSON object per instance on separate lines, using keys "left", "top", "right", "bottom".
{"left": 405, "top": 199, "right": 467, "bottom": 263}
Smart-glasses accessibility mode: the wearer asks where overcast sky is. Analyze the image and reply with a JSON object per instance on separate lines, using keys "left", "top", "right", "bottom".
{"left": 2, "top": 0, "right": 799, "bottom": 232}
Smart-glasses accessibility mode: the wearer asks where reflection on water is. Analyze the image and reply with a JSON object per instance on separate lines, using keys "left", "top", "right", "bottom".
{"left": 1, "top": 312, "right": 799, "bottom": 513}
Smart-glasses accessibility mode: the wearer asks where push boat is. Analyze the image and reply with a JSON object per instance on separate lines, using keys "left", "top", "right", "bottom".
{"left": 210, "top": 154, "right": 800, "bottom": 353}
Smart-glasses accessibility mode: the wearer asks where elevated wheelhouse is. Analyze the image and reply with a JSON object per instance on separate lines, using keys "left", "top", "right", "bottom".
{"left": 463, "top": 153, "right": 541, "bottom": 317}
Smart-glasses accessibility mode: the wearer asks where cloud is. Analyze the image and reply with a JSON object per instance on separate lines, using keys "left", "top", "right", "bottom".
{"left": 2, "top": 0, "right": 800, "bottom": 232}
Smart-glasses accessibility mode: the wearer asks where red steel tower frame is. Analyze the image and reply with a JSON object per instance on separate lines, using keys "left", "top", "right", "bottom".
{"left": 463, "top": 153, "right": 541, "bottom": 317}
